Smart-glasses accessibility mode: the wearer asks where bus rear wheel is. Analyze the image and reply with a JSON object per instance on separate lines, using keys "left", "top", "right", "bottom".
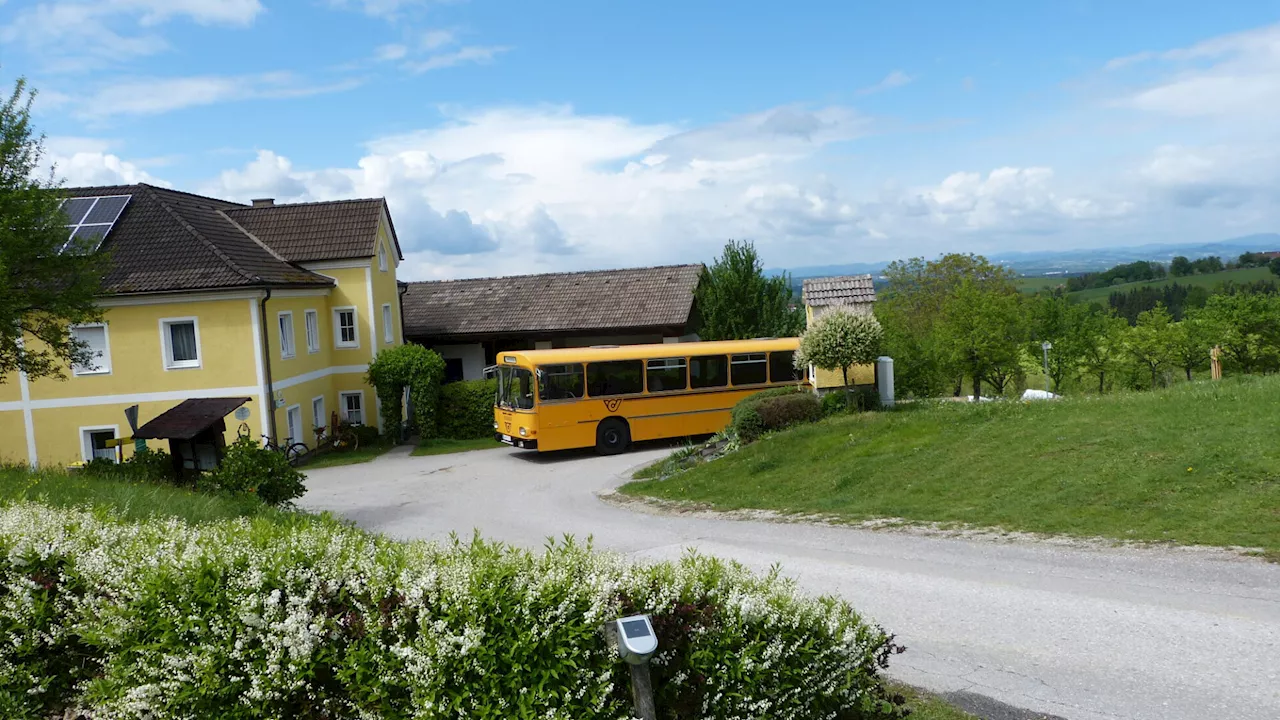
{"left": 595, "top": 418, "right": 630, "bottom": 455}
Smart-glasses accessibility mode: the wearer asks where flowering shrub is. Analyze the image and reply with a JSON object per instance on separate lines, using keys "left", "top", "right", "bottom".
{"left": 0, "top": 504, "right": 906, "bottom": 720}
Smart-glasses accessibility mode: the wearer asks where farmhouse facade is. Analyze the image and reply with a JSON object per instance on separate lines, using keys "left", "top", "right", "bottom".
{"left": 0, "top": 184, "right": 405, "bottom": 468}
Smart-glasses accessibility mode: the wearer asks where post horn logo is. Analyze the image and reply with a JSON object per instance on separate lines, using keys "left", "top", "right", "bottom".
{"left": 603, "top": 398, "right": 623, "bottom": 413}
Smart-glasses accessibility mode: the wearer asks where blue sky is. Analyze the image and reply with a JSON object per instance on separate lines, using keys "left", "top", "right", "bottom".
{"left": 4, "top": 0, "right": 1280, "bottom": 279}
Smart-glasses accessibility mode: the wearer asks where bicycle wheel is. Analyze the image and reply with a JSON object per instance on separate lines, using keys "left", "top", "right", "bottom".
{"left": 285, "top": 442, "right": 308, "bottom": 465}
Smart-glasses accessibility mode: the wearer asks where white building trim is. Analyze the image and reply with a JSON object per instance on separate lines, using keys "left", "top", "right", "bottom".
{"left": 273, "top": 364, "right": 369, "bottom": 391}
{"left": 249, "top": 297, "right": 270, "bottom": 439}
{"left": 78, "top": 424, "right": 121, "bottom": 463}
{"left": 19, "top": 366, "right": 36, "bottom": 468}
{"left": 25, "top": 386, "right": 261, "bottom": 411}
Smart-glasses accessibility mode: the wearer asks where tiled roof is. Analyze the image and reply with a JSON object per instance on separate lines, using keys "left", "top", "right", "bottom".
{"left": 402, "top": 264, "right": 703, "bottom": 339}
{"left": 225, "top": 199, "right": 397, "bottom": 264}
{"left": 802, "top": 274, "right": 877, "bottom": 307}
{"left": 134, "top": 397, "right": 253, "bottom": 440}
{"left": 63, "top": 184, "right": 332, "bottom": 294}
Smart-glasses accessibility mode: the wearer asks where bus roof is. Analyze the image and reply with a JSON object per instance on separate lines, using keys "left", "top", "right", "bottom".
{"left": 498, "top": 337, "right": 800, "bottom": 367}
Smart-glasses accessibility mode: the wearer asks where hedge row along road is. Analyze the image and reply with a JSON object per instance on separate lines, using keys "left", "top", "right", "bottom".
{"left": 299, "top": 446, "right": 1280, "bottom": 720}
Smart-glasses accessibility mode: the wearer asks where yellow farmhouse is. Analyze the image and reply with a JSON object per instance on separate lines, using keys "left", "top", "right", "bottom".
{"left": 802, "top": 274, "right": 877, "bottom": 392}
{"left": 0, "top": 184, "right": 405, "bottom": 468}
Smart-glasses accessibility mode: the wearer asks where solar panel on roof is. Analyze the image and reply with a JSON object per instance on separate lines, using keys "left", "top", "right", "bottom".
{"left": 59, "top": 194, "right": 131, "bottom": 254}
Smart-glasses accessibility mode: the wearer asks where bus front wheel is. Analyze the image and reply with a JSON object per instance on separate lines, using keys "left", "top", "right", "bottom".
{"left": 595, "top": 418, "right": 630, "bottom": 455}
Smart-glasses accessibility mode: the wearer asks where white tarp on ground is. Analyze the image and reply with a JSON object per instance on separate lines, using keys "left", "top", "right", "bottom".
{"left": 1021, "top": 389, "right": 1059, "bottom": 401}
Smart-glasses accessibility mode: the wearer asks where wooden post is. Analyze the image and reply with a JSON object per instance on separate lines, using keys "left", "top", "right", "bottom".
{"left": 629, "top": 663, "right": 658, "bottom": 720}
{"left": 1210, "top": 345, "right": 1222, "bottom": 380}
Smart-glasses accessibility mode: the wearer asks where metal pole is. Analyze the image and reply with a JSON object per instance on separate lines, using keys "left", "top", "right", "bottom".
{"left": 628, "top": 663, "right": 658, "bottom": 720}
{"left": 1041, "top": 341, "right": 1052, "bottom": 393}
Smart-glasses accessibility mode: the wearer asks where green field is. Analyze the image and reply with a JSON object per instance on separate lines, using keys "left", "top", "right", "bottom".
{"left": 1068, "top": 266, "right": 1275, "bottom": 303}
{"left": 1016, "top": 275, "right": 1071, "bottom": 293}
{"left": 412, "top": 436, "right": 506, "bottom": 456}
{"left": 623, "top": 376, "right": 1280, "bottom": 556}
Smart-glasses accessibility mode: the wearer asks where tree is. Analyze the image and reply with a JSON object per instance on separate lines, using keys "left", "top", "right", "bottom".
{"left": 796, "top": 309, "right": 883, "bottom": 405}
{"left": 1078, "top": 310, "right": 1128, "bottom": 393}
{"left": 696, "top": 240, "right": 804, "bottom": 340}
{"left": 1125, "top": 304, "right": 1177, "bottom": 389}
{"left": 877, "top": 253, "right": 1018, "bottom": 397}
{"left": 1169, "top": 313, "right": 1212, "bottom": 382}
{"left": 0, "top": 78, "right": 107, "bottom": 382}
{"left": 1025, "top": 293, "right": 1093, "bottom": 392}
{"left": 1197, "top": 292, "right": 1280, "bottom": 375}
{"left": 937, "top": 278, "right": 1026, "bottom": 400}
{"left": 1170, "top": 256, "right": 1193, "bottom": 277}
{"left": 1270, "top": 256, "right": 1280, "bottom": 278}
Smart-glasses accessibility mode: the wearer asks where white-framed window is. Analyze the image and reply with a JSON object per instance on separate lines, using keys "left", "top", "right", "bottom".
{"left": 285, "top": 404, "right": 302, "bottom": 445}
{"left": 278, "top": 311, "right": 296, "bottom": 359}
{"left": 382, "top": 303, "right": 394, "bottom": 344}
{"left": 159, "top": 317, "right": 201, "bottom": 370}
{"left": 334, "top": 307, "right": 359, "bottom": 348}
{"left": 71, "top": 323, "right": 111, "bottom": 375}
{"left": 80, "top": 425, "right": 119, "bottom": 463}
{"left": 378, "top": 242, "right": 388, "bottom": 272}
{"left": 339, "top": 391, "right": 364, "bottom": 425}
{"left": 304, "top": 309, "right": 320, "bottom": 354}
{"left": 312, "top": 395, "right": 326, "bottom": 434}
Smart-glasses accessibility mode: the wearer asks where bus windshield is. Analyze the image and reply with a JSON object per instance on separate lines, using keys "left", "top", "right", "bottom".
{"left": 497, "top": 366, "right": 535, "bottom": 410}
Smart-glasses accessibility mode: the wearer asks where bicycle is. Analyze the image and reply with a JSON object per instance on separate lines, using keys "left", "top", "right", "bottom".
{"left": 261, "top": 434, "right": 308, "bottom": 465}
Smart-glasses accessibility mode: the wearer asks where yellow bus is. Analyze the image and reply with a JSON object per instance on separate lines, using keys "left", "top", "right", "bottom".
{"left": 492, "top": 337, "right": 804, "bottom": 454}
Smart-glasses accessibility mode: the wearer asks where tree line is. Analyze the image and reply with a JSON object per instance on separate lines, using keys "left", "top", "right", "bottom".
{"left": 878, "top": 254, "right": 1280, "bottom": 399}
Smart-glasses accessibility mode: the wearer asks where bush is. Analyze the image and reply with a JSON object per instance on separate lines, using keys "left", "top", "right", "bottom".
{"left": 437, "top": 379, "right": 498, "bottom": 439}
{"left": 205, "top": 435, "right": 306, "bottom": 506}
{"left": 730, "top": 386, "right": 813, "bottom": 442}
{"left": 366, "top": 344, "right": 447, "bottom": 440}
{"left": 0, "top": 504, "right": 907, "bottom": 720}
{"left": 821, "top": 390, "right": 848, "bottom": 416}
{"left": 755, "top": 393, "right": 822, "bottom": 434}
{"left": 82, "top": 446, "right": 174, "bottom": 483}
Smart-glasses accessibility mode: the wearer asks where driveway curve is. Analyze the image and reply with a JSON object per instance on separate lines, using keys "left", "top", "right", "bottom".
{"left": 300, "top": 445, "right": 1280, "bottom": 720}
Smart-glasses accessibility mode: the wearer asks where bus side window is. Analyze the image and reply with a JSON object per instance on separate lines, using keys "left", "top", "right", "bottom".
{"left": 587, "top": 360, "right": 644, "bottom": 397}
{"left": 538, "top": 364, "right": 585, "bottom": 401}
{"left": 730, "top": 353, "right": 768, "bottom": 385}
{"left": 646, "top": 358, "right": 688, "bottom": 392}
{"left": 690, "top": 355, "right": 728, "bottom": 389}
{"left": 769, "top": 350, "right": 800, "bottom": 383}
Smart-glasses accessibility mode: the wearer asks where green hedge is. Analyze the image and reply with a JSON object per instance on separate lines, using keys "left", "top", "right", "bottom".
{"left": 0, "top": 504, "right": 906, "bottom": 720}
{"left": 730, "top": 386, "right": 814, "bottom": 442}
{"left": 437, "top": 379, "right": 498, "bottom": 439}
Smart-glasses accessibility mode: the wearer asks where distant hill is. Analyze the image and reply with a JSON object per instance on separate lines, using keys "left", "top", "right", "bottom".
{"left": 774, "top": 233, "right": 1280, "bottom": 284}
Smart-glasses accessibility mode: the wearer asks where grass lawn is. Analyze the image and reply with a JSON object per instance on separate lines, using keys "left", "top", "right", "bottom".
{"left": 1016, "top": 275, "right": 1071, "bottom": 293}
{"left": 412, "top": 437, "right": 506, "bottom": 456}
{"left": 890, "top": 684, "right": 978, "bottom": 720}
{"left": 299, "top": 442, "right": 397, "bottom": 469}
{"left": 0, "top": 465, "right": 302, "bottom": 525}
{"left": 1068, "top": 266, "right": 1274, "bottom": 303}
{"left": 623, "top": 375, "right": 1280, "bottom": 556}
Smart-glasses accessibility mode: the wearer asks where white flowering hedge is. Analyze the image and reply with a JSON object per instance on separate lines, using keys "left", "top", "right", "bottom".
{"left": 0, "top": 504, "right": 906, "bottom": 720}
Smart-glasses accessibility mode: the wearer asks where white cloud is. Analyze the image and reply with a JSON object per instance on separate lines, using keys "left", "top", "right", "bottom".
{"left": 422, "top": 29, "right": 455, "bottom": 51}
{"left": 329, "top": 0, "right": 435, "bottom": 20}
{"left": 193, "top": 103, "right": 1130, "bottom": 278}
{"left": 404, "top": 45, "right": 510, "bottom": 73}
{"left": 72, "top": 73, "right": 361, "bottom": 118}
{"left": 0, "top": 0, "right": 263, "bottom": 71}
{"left": 857, "top": 70, "right": 913, "bottom": 95}
{"left": 374, "top": 43, "right": 410, "bottom": 62}
{"left": 1115, "top": 23, "right": 1280, "bottom": 118}
{"left": 41, "top": 137, "right": 162, "bottom": 186}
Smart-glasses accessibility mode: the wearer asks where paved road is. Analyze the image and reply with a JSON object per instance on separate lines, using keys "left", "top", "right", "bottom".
{"left": 301, "top": 445, "right": 1280, "bottom": 720}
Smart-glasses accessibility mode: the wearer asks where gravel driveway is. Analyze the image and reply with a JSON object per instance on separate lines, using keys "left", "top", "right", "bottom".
{"left": 300, "top": 444, "right": 1280, "bottom": 720}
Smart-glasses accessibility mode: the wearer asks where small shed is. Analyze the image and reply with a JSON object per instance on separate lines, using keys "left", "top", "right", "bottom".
{"left": 801, "top": 275, "right": 878, "bottom": 392}
{"left": 134, "top": 397, "right": 252, "bottom": 476}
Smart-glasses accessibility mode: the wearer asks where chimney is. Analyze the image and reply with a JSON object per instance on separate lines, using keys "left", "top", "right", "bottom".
{"left": 251, "top": 198, "right": 275, "bottom": 207}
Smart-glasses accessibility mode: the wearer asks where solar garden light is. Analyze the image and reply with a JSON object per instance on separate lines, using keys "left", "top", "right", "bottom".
{"left": 1041, "top": 341, "right": 1053, "bottom": 393}
{"left": 612, "top": 614, "right": 659, "bottom": 720}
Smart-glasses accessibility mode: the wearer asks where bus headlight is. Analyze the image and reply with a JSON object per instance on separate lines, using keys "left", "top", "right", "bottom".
{"left": 519, "top": 427, "right": 528, "bottom": 437}
{"left": 493, "top": 422, "right": 498, "bottom": 429}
